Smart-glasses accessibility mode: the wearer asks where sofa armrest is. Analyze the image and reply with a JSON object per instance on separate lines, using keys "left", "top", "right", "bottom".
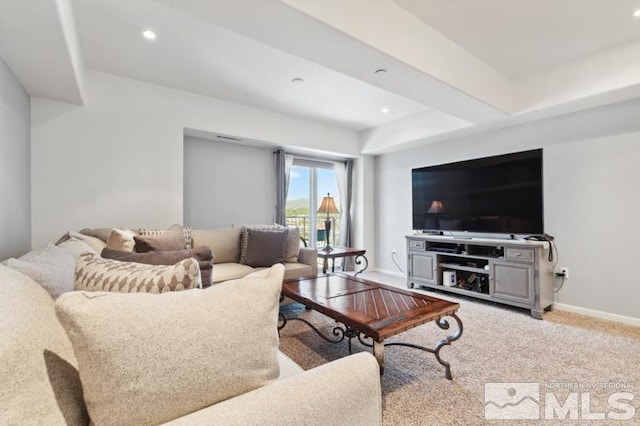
{"left": 163, "top": 352, "right": 382, "bottom": 426}
{"left": 297, "top": 247, "right": 318, "bottom": 276}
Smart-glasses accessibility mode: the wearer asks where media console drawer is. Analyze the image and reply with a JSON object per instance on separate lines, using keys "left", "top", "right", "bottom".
{"left": 505, "top": 247, "right": 534, "bottom": 262}
{"left": 409, "top": 240, "right": 425, "bottom": 250}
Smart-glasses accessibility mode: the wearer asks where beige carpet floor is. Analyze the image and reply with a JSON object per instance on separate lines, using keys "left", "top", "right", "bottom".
{"left": 278, "top": 272, "right": 640, "bottom": 425}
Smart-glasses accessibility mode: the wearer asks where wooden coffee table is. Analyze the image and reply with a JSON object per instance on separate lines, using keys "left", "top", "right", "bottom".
{"left": 279, "top": 274, "right": 463, "bottom": 379}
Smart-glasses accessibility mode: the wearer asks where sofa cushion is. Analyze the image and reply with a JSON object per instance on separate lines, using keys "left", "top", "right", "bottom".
{"left": 283, "top": 262, "right": 313, "bottom": 281}
{"left": 281, "top": 226, "right": 301, "bottom": 263}
{"left": 134, "top": 225, "right": 188, "bottom": 253}
{"left": 75, "top": 253, "right": 202, "bottom": 293}
{"left": 56, "top": 230, "right": 107, "bottom": 253}
{"left": 54, "top": 265, "right": 284, "bottom": 426}
{"left": 211, "top": 262, "right": 256, "bottom": 284}
{"left": 138, "top": 225, "right": 192, "bottom": 250}
{"left": 191, "top": 226, "right": 242, "bottom": 264}
{"left": 101, "top": 246, "right": 214, "bottom": 287}
{"left": 106, "top": 228, "right": 137, "bottom": 252}
{"left": 79, "top": 227, "right": 115, "bottom": 243}
{"left": 5, "top": 243, "right": 77, "bottom": 300}
{"left": 0, "top": 265, "right": 88, "bottom": 425}
{"left": 276, "top": 352, "right": 304, "bottom": 381}
{"left": 242, "top": 228, "right": 288, "bottom": 267}
{"left": 57, "top": 236, "right": 98, "bottom": 257}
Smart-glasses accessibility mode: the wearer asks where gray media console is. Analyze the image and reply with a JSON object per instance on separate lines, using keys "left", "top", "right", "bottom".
{"left": 406, "top": 235, "right": 554, "bottom": 319}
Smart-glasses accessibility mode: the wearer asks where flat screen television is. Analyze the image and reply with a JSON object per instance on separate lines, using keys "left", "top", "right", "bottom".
{"left": 412, "top": 149, "right": 543, "bottom": 235}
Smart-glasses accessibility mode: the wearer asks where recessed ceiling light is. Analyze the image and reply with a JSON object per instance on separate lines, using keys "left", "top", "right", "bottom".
{"left": 142, "top": 30, "right": 156, "bottom": 40}
{"left": 633, "top": 9, "right": 640, "bottom": 18}
{"left": 375, "top": 68, "right": 387, "bottom": 75}
{"left": 380, "top": 107, "right": 389, "bottom": 113}
{"left": 291, "top": 77, "right": 305, "bottom": 84}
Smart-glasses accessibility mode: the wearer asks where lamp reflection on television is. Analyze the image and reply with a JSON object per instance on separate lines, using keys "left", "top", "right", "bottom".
{"left": 427, "top": 200, "right": 444, "bottom": 230}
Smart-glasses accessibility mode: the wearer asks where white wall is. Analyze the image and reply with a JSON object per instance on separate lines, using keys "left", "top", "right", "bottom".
{"left": 0, "top": 54, "right": 30, "bottom": 259}
{"left": 184, "top": 137, "right": 274, "bottom": 227}
{"left": 375, "top": 98, "right": 640, "bottom": 321}
{"left": 31, "top": 70, "right": 359, "bottom": 246}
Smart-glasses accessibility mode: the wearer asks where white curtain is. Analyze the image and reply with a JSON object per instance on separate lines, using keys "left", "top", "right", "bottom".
{"left": 335, "top": 159, "right": 354, "bottom": 270}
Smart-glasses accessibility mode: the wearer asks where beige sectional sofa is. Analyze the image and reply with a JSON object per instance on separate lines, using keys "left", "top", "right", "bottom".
{"left": 189, "top": 225, "right": 318, "bottom": 283}
{"left": 0, "top": 262, "right": 382, "bottom": 425}
{"left": 69, "top": 224, "right": 318, "bottom": 285}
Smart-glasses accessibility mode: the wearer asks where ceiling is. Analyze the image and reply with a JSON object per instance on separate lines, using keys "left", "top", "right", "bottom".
{"left": 395, "top": 0, "right": 640, "bottom": 77}
{"left": 1, "top": 0, "right": 639, "bottom": 153}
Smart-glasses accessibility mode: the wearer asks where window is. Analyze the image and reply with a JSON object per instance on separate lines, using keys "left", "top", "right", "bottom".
{"left": 285, "top": 159, "right": 340, "bottom": 247}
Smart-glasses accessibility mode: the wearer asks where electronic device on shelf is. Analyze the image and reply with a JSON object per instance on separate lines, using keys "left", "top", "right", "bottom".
{"left": 524, "top": 233, "right": 555, "bottom": 242}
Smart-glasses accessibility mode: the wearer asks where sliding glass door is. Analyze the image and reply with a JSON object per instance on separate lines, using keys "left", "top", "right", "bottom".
{"left": 285, "top": 160, "right": 340, "bottom": 247}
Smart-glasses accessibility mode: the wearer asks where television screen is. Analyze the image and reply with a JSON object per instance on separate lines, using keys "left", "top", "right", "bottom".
{"left": 412, "top": 149, "right": 543, "bottom": 235}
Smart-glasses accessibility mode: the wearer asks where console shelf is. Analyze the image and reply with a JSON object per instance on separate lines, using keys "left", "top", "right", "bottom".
{"left": 439, "top": 263, "right": 487, "bottom": 274}
{"left": 406, "top": 235, "right": 554, "bottom": 319}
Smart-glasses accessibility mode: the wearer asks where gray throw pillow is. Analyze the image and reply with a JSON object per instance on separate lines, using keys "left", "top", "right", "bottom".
{"left": 5, "top": 244, "right": 77, "bottom": 299}
{"left": 243, "top": 229, "right": 288, "bottom": 268}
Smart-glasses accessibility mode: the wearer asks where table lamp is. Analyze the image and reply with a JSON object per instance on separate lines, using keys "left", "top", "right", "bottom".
{"left": 317, "top": 192, "right": 339, "bottom": 251}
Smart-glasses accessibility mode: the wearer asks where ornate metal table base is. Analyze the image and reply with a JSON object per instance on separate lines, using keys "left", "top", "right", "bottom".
{"left": 353, "top": 254, "right": 368, "bottom": 277}
{"left": 278, "top": 312, "right": 463, "bottom": 380}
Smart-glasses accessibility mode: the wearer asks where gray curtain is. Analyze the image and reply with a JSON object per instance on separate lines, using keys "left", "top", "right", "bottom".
{"left": 274, "top": 149, "right": 293, "bottom": 225}
{"left": 336, "top": 159, "right": 354, "bottom": 270}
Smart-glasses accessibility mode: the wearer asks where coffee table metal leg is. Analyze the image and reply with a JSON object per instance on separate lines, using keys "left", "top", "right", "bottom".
{"left": 353, "top": 254, "right": 369, "bottom": 277}
{"left": 382, "top": 313, "right": 463, "bottom": 380}
{"left": 373, "top": 341, "right": 385, "bottom": 375}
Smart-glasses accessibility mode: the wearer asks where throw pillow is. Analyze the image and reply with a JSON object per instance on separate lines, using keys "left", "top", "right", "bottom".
{"left": 139, "top": 225, "right": 192, "bottom": 250}
{"left": 55, "top": 230, "right": 107, "bottom": 253}
{"left": 278, "top": 225, "right": 301, "bottom": 263}
{"left": 5, "top": 244, "right": 77, "bottom": 299}
{"left": 239, "top": 225, "right": 279, "bottom": 263}
{"left": 70, "top": 231, "right": 107, "bottom": 253}
{"left": 242, "top": 228, "right": 288, "bottom": 268}
{"left": 101, "top": 245, "right": 214, "bottom": 287}
{"left": 56, "top": 236, "right": 98, "bottom": 257}
{"left": 75, "top": 253, "right": 202, "bottom": 293}
{"left": 106, "top": 228, "right": 137, "bottom": 252}
{"left": 134, "top": 226, "right": 187, "bottom": 253}
{"left": 54, "top": 264, "right": 284, "bottom": 426}
{"left": 78, "top": 227, "right": 115, "bottom": 243}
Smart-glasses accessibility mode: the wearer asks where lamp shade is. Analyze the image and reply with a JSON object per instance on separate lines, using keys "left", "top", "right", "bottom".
{"left": 427, "top": 200, "right": 444, "bottom": 213}
{"left": 317, "top": 193, "right": 339, "bottom": 214}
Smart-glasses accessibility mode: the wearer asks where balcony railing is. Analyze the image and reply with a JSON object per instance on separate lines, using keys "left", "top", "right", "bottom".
{"left": 286, "top": 215, "right": 340, "bottom": 247}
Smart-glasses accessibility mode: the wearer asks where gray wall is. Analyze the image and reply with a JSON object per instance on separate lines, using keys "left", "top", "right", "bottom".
{"left": 0, "top": 54, "right": 30, "bottom": 260}
{"left": 375, "top": 98, "right": 640, "bottom": 320}
{"left": 184, "top": 137, "right": 275, "bottom": 228}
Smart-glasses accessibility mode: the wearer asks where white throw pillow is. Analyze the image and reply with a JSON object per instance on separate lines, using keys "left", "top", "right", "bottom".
{"left": 105, "top": 228, "right": 137, "bottom": 252}
{"left": 74, "top": 253, "right": 202, "bottom": 293}
{"left": 54, "top": 264, "right": 284, "bottom": 426}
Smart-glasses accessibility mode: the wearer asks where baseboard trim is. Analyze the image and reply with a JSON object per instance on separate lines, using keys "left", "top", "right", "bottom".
{"left": 374, "top": 268, "right": 406, "bottom": 278}
{"left": 368, "top": 271, "right": 639, "bottom": 327}
{"left": 554, "top": 303, "right": 640, "bottom": 327}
